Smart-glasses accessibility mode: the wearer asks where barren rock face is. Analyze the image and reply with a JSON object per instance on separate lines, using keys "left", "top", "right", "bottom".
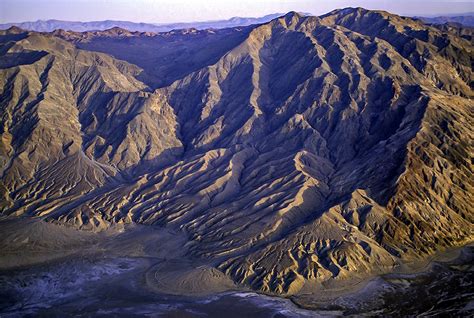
{"left": 0, "top": 9, "right": 473, "bottom": 294}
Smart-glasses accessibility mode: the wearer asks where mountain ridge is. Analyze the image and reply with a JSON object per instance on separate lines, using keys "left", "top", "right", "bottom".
{"left": 417, "top": 14, "right": 474, "bottom": 27}
{"left": 0, "top": 13, "right": 286, "bottom": 33}
{"left": 3, "top": 10, "right": 474, "bottom": 34}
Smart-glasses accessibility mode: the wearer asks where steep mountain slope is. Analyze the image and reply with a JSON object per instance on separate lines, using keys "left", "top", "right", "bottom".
{"left": 0, "top": 27, "right": 181, "bottom": 216}
{"left": 430, "top": 23, "right": 474, "bottom": 42}
{"left": 0, "top": 8, "right": 473, "bottom": 295}
{"left": 62, "top": 26, "right": 253, "bottom": 88}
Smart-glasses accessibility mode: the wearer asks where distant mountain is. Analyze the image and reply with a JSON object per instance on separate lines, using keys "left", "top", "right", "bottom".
{"left": 0, "top": 19, "right": 163, "bottom": 32}
{"left": 3, "top": 12, "right": 473, "bottom": 34}
{"left": 156, "top": 14, "right": 286, "bottom": 30}
{"left": 417, "top": 14, "right": 474, "bottom": 27}
{"left": 0, "top": 14, "right": 284, "bottom": 32}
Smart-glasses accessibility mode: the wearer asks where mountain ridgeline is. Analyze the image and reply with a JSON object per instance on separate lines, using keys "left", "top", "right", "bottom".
{"left": 0, "top": 14, "right": 284, "bottom": 33}
{"left": 0, "top": 8, "right": 473, "bottom": 294}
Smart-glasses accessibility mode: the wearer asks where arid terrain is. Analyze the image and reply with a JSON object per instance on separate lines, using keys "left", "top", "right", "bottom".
{"left": 0, "top": 7, "right": 473, "bottom": 316}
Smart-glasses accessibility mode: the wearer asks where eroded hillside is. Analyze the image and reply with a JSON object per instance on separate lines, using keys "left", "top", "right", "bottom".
{"left": 0, "top": 8, "right": 473, "bottom": 294}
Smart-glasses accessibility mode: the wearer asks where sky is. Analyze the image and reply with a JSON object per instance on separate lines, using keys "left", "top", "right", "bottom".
{"left": 1, "top": 0, "right": 473, "bottom": 23}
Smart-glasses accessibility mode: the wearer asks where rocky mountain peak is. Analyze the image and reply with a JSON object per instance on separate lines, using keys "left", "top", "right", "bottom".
{"left": 278, "top": 11, "right": 306, "bottom": 28}
{"left": 5, "top": 25, "right": 26, "bottom": 34}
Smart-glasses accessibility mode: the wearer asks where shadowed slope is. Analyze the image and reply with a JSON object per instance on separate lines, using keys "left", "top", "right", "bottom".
{"left": 56, "top": 27, "right": 253, "bottom": 89}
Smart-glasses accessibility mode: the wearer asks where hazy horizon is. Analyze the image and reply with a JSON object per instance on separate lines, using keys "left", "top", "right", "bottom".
{"left": 1, "top": 0, "right": 473, "bottom": 24}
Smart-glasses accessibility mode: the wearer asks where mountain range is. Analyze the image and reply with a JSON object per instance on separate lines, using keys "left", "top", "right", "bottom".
{"left": 2, "top": 12, "right": 474, "bottom": 33}
{"left": 0, "top": 7, "right": 473, "bottom": 297}
{"left": 418, "top": 14, "right": 474, "bottom": 27}
{"left": 0, "top": 14, "right": 284, "bottom": 33}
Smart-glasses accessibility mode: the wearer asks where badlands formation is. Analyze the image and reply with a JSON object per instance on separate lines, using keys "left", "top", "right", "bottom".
{"left": 0, "top": 8, "right": 473, "bottom": 299}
